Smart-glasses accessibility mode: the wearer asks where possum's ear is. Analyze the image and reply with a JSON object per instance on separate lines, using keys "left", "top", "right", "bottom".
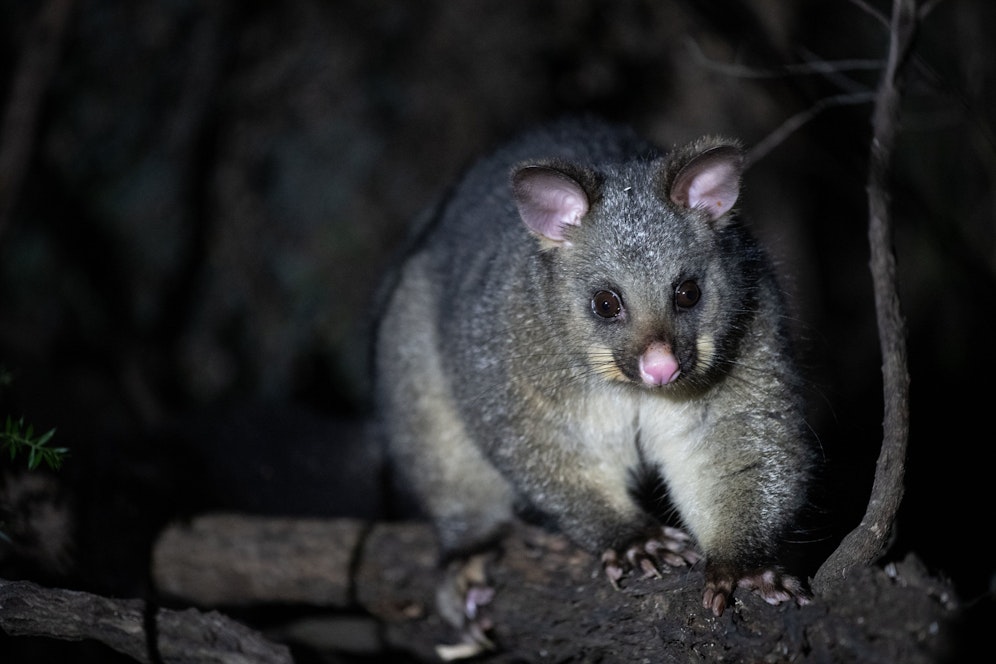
{"left": 669, "top": 145, "right": 743, "bottom": 222}
{"left": 512, "top": 166, "right": 590, "bottom": 247}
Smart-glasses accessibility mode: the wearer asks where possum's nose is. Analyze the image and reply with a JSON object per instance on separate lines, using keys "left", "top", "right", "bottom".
{"left": 639, "top": 341, "right": 681, "bottom": 386}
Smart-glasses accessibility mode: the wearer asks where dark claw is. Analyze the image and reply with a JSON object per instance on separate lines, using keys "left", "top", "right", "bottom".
{"left": 645, "top": 536, "right": 701, "bottom": 566}
{"left": 705, "top": 564, "right": 810, "bottom": 616}
{"left": 601, "top": 550, "right": 625, "bottom": 589}
{"left": 702, "top": 574, "right": 735, "bottom": 616}
{"left": 703, "top": 587, "right": 727, "bottom": 616}
{"left": 639, "top": 556, "right": 661, "bottom": 579}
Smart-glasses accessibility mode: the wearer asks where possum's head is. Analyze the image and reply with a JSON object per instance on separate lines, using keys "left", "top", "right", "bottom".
{"left": 511, "top": 138, "right": 759, "bottom": 395}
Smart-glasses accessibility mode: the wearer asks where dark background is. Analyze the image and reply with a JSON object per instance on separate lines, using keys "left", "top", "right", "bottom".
{"left": 0, "top": 0, "right": 993, "bottom": 660}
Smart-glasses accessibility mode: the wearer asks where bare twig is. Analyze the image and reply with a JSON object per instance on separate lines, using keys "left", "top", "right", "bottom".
{"left": 745, "top": 90, "right": 876, "bottom": 166}
{"left": 685, "top": 38, "right": 883, "bottom": 79}
{"left": 813, "top": 0, "right": 916, "bottom": 593}
{"left": 796, "top": 47, "right": 872, "bottom": 95}
{"left": 685, "top": 38, "right": 880, "bottom": 165}
{"left": 0, "top": 0, "right": 75, "bottom": 246}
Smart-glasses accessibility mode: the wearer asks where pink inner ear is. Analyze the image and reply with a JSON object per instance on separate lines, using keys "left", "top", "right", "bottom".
{"left": 686, "top": 163, "right": 738, "bottom": 216}
{"left": 670, "top": 147, "right": 742, "bottom": 221}
{"left": 513, "top": 168, "right": 589, "bottom": 243}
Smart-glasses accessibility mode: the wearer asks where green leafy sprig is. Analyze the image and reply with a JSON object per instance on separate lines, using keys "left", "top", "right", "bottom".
{"left": 1, "top": 415, "right": 67, "bottom": 470}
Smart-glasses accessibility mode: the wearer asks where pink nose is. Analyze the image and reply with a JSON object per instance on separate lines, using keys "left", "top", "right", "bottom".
{"left": 639, "top": 342, "right": 680, "bottom": 386}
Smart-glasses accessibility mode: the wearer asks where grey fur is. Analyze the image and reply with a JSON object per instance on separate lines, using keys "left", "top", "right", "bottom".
{"left": 375, "top": 117, "right": 818, "bottom": 608}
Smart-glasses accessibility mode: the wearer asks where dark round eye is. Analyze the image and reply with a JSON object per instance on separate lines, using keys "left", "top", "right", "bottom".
{"left": 591, "top": 290, "right": 623, "bottom": 318}
{"left": 675, "top": 280, "right": 700, "bottom": 309}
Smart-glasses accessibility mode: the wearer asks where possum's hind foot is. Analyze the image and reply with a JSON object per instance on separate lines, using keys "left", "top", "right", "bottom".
{"left": 434, "top": 553, "right": 498, "bottom": 661}
{"left": 601, "top": 525, "right": 702, "bottom": 588}
{"left": 702, "top": 562, "right": 811, "bottom": 617}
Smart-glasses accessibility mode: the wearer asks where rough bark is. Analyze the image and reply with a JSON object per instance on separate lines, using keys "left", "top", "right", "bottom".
{"left": 0, "top": 576, "right": 292, "bottom": 663}
{"left": 148, "top": 514, "right": 958, "bottom": 663}
{"left": 152, "top": 514, "right": 367, "bottom": 607}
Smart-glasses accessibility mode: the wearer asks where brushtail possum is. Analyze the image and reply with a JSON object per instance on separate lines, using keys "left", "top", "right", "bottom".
{"left": 375, "top": 117, "right": 819, "bottom": 632}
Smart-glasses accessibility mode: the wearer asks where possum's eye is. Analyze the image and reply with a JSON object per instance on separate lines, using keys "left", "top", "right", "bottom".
{"left": 591, "top": 290, "right": 623, "bottom": 318}
{"left": 675, "top": 280, "right": 701, "bottom": 309}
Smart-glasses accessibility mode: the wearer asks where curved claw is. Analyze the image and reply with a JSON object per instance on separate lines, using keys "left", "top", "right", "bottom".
{"left": 601, "top": 525, "right": 700, "bottom": 588}
{"left": 702, "top": 576, "right": 734, "bottom": 616}
{"left": 704, "top": 564, "right": 810, "bottom": 616}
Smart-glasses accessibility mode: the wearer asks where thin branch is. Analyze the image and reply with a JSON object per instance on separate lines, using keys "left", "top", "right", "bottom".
{"left": 745, "top": 91, "right": 876, "bottom": 166}
{"left": 796, "top": 47, "right": 872, "bottom": 95}
{"left": 685, "top": 38, "right": 880, "bottom": 165}
{"left": 685, "top": 38, "right": 883, "bottom": 80}
{"left": 813, "top": 0, "right": 916, "bottom": 593}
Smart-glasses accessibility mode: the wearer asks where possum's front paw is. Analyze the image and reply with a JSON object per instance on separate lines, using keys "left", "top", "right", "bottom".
{"left": 601, "top": 525, "right": 702, "bottom": 588}
{"left": 702, "top": 562, "right": 811, "bottom": 617}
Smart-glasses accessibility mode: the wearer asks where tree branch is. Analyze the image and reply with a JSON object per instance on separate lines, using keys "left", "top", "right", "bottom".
{"left": 4, "top": 510, "right": 957, "bottom": 661}
{"left": 813, "top": 0, "right": 916, "bottom": 593}
{"left": 0, "top": 577, "right": 292, "bottom": 663}
{"left": 745, "top": 90, "right": 876, "bottom": 166}
{"left": 145, "top": 514, "right": 956, "bottom": 663}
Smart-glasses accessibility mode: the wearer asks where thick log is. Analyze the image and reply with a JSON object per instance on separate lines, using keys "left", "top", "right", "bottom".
{"left": 152, "top": 514, "right": 367, "bottom": 607}
{"left": 150, "top": 514, "right": 961, "bottom": 663}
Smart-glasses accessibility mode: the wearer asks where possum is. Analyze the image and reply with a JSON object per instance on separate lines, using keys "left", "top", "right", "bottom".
{"left": 374, "top": 116, "right": 819, "bottom": 642}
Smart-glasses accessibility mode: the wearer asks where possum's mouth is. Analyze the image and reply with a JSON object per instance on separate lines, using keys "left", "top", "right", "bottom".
{"left": 585, "top": 343, "right": 689, "bottom": 389}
